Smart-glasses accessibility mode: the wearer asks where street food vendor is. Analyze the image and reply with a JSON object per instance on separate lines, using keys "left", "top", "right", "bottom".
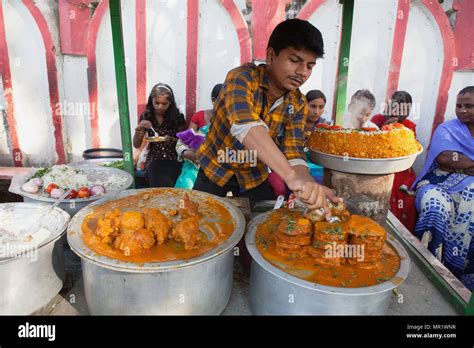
{"left": 194, "top": 19, "right": 341, "bottom": 217}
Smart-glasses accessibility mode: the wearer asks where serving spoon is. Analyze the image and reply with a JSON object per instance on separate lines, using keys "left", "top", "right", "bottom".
{"left": 26, "top": 189, "right": 72, "bottom": 237}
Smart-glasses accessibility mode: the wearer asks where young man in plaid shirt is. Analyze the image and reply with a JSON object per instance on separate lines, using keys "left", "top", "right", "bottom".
{"left": 195, "top": 19, "right": 340, "bottom": 218}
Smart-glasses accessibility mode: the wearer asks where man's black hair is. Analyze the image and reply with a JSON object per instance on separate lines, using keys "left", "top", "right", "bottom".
{"left": 267, "top": 19, "right": 324, "bottom": 58}
{"left": 458, "top": 86, "right": 474, "bottom": 95}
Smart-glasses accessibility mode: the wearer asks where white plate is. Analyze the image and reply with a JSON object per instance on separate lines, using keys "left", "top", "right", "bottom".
{"left": 145, "top": 136, "right": 167, "bottom": 143}
{"left": 9, "top": 166, "right": 133, "bottom": 216}
{"left": 308, "top": 147, "right": 423, "bottom": 175}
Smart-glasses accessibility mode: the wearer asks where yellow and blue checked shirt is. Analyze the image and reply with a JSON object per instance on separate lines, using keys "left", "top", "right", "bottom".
{"left": 196, "top": 63, "right": 307, "bottom": 191}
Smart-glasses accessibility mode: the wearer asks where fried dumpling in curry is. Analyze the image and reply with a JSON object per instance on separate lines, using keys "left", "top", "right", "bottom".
{"left": 113, "top": 228, "right": 156, "bottom": 255}
{"left": 274, "top": 216, "right": 312, "bottom": 257}
{"left": 95, "top": 208, "right": 121, "bottom": 244}
{"left": 171, "top": 216, "right": 202, "bottom": 250}
{"left": 141, "top": 208, "right": 173, "bottom": 245}
{"left": 303, "top": 201, "right": 351, "bottom": 223}
{"left": 120, "top": 211, "right": 145, "bottom": 231}
{"left": 328, "top": 201, "right": 351, "bottom": 222}
{"left": 179, "top": 193, "right": 200, "bottom": 218}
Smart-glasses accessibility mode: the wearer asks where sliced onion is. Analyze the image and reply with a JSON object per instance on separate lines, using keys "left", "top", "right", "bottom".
{"left": 21, "top": 182, "right": 40, "bottom": 194}
{"left": 50, "top": 188, "right": 65, "bottom": 199}
{"left": 29, "top": 178, "right": 43, "bottom": 186}
{"left": 90, "top": 185, "right": 106, "bottom": 196}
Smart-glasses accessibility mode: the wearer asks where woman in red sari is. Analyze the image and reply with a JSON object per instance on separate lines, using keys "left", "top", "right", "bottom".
{"left": 371, "top": 91, "right": 417, "bottom": 232}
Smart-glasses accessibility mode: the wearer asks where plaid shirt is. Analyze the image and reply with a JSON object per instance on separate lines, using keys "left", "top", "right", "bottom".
{"left": 196, "top": 63, "right": 307, "bottom": 191}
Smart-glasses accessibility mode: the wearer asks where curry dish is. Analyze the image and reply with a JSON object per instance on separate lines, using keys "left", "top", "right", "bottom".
{"left": 81, "top": 190, "right": 235, "bottom": 262}
{"left": 255, "top": 206, "right": 401, "bottom": 288}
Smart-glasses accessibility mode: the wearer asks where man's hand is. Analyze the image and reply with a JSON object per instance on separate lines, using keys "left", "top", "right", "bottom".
{"left": 285, "top": 169, "right": 342, "bottom": 219}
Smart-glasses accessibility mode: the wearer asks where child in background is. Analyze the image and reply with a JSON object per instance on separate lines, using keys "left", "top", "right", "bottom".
{"left": 372, "top": 91, "right": 417, "bottom": 232}
{"left": 188, "top": 84, "right": 223, "bottom": 131}
{"left": 175, "top": 84, "right": 223, "bottom": 189}
{"left": 133, "top": 83, "right": 186, "bottom": 187}
{"left": 371, "top": 90, "right": 415, "bottom": 130}
{"left": 344, "top": 89, "right": 378, "bottom": 129}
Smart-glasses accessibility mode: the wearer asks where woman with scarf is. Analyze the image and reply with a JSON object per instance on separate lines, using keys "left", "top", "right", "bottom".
{"left": 413, "top": 86, "right": 474, "bottom": 289}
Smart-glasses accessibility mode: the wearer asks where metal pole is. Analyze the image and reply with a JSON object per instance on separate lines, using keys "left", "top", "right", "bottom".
{"left": 109, "top": 0, "right": 135, "bottom": 187}
{"left": 334, "top": 0, "right": 354, "bottom": 125}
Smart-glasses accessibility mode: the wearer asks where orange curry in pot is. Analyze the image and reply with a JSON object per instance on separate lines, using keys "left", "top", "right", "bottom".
{"left": 255, "top": 205, "right": 401, "bottom": 288}
{"left": 81, "top": 191, "right": 235, "bottom": 263}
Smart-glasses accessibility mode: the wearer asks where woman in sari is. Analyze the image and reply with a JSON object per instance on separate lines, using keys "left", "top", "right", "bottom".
{"left": 413, "top": 86, "right": 474, "bottom": 289}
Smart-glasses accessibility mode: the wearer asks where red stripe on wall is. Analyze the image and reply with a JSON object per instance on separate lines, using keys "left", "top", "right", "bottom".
{"left": 298, "top": 0, "right": 327, "bottom": 19}
{"left": 385, "top": 0, "right": 410, "bottom": 101}
{"left": 421, "top": 0, "right": 455, "bottom": 137}
{"left": 0, "top": 1, "right": 22, "bottom": 166}
{"left": 251, "top": 0, "right": 290, "bottom": 61}
{"left": 86, "top": 0, "right": 109, "bottom": 148}
{"left": 136, "top": 0, "right": 146, "bottom": 120}
{"left": 220, "top": 0, "right": 252, "bottom": 64}
{"left": 23, "top": 0, "right": 66, "bottom": 164}
{"left": 185, "top": 0, "right": 199, "bottom": 122}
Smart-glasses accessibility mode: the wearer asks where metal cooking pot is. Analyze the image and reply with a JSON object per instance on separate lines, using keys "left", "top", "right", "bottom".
{"left": 67, "top": 188, "right": 246, "bottom": 315}
{"left": 245, "top": 211, "right": 410, "bottom": 315}
{"left": 0, "top": 203, "right": 70, "bottom": 314}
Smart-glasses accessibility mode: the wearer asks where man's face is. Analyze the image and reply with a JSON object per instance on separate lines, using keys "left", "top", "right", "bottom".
{"left": 266, "top": 47, "right": 318, "bottom": 94}
{"left": 455, "top": 93, "right": 474, "bottom": 125}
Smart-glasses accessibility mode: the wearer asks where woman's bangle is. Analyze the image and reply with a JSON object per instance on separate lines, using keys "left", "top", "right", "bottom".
{"left": 455, "top": 169, "right": 465, "bottom": 174}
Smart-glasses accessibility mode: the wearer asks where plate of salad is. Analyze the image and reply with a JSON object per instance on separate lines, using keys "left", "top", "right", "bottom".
{"left": 11, "top": 164, "right": 133, "bottom": 203}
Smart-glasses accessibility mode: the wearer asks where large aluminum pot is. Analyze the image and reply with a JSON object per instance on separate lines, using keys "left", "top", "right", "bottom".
{"left": 0, "top": 203, "right": 70, "bottom": 314}
{"left": 67, "top": 188, "right": 245, "bottom": 315}
{"left": 245, "top": 211, "right": 410, "bottom": 315}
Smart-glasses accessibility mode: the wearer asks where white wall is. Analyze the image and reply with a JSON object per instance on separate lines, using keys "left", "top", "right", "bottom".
{"left": 3, "top": 0, "right": 57, "bottom": 166}
{"left": 196, "top": 0, "right": 242, "bottom": 112}
{"left": 146, "top": 0, "right": 188, "bottom": 116}
{"left": 300, "top": 0, "right": 343, "bottom": 122}
{"left": 346, "top": 0, "right": 398, "bottom": 115}
{"left": 398, "top": 0, "right": 445, "bottom": 173}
